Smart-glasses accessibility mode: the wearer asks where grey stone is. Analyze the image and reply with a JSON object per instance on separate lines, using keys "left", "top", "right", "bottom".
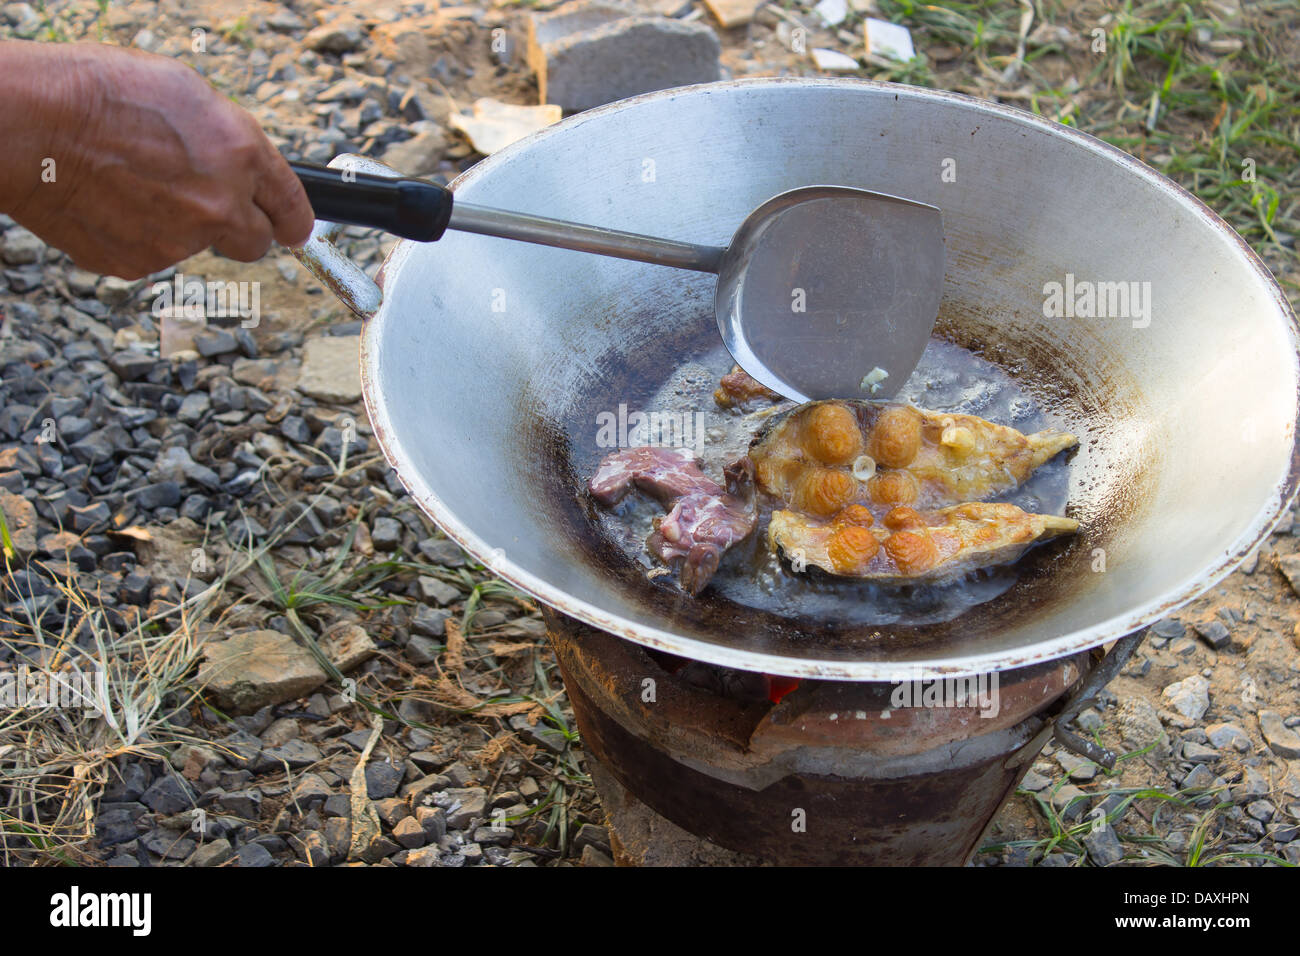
{"left": 317, "top": 79, "right": 368, "bottom": 103}
{"left": 237, "top": 842, "right": 275, "bottom": 867}
{"left": 103, "top": 764, "right": 149, "bottom": 803}
{"left": 1150, "top": 618, "right": 1185, "bottom": 640}
{"left": 360, "top": 835, "right": 402, "bottom": 863}
{"left": 107, "top": 350, "right": 156, "bottom": 381}
{"left": 323, "top": 817, "right": 351, "bottom": 860}
{"left": 1260, "top": 710, "right": 1300, "bottom": 758}
{"left": 135, "top": 481, "right": 181, "bottom": 510}
{"left": 1082, "top": 822, "right": 1124, "bottom": 866}
{"left": 305, "top": 18, "right": 366, "bottom": 53}
{"left": 572, "top": 823, "right": 609, "bottom": 855}
{"left": 1206, "top": 722, "right": 1250, "bottom": 751}
{"left": 322, "top": 794, "right": 351, "bottom": 819}
{"left": 442, "top": 762, "right": 474, "bottom": 788}
{"left": 1232, "top": 767, "right": 1270, "bottom": 803}
{"left": 397, "top": 697, "right": 435, "bottom": 725}
{"left": 371, "top": 517, "right": 403, "bottom": 551}
{"left": 69, "top": 500, "right": 111, "bottom": 532}
{"left": 1161, "top": 675, "right": 1210, "bottom": 721}
{"left": 296, "top": 335, "right": 361, "bottom": 403}
{"left": 316, "top": 425, "right": 366, "bottom": 459}
{"left": 404, "top": 845, "right": 441, "bottom": 867}
{"left": 380, "top": 129, "right": 448, "bottom": 178}
{"left": 365, "top": 759, "right": 405, "bottom": 799}
{"left": 393, "top": 816, "right": 426, "bottom": 849}
{"left": 214, "top": 789, "right": 263, "bottom": 819}
{"left": 96, "top": 807, "right": 142, "bottom": 846}
{"left": 1181, "top": 741, "right": 1220, "bottom": 763}
{"left": 417, "top": 537, "right": 466, "bottom": 567}
{"left": 510, "top": 714, "right": 567, "bottom": 754}
{"left": 256, "top": 739, "right": 323, "bottom": 772}
{"left": 197, "top": 630, "right": 328, "bottom": 715}
{"left": 1193, "top": 619, "right": 1231, "bottom": 650}
{"left": 1051, "top": 785, "right": 1090, "bottom": 823}
{"left": 1055, "top": 751, "right": 1098, "bottom": 782}
{"left": 190, "top": 838, "right": 233, "bottom": 867}
{"left": 0, "top": 492, "right": 37, "bottom": 558}
{"left": 1, "top": 226, "right": 44, "bottom": 265}
{"left": 415, "top": 806, "right": 447, "bottom": 843}
{"left": 371, "top": 797, "right": 408, "bottom": 830}
{"left": 442, "top": 787, "right": 488, "bottom": 830}
{"left": 1182, "top": 764, "right": 1218, "bottom": 790}
{"left": 580, "top": 844, "right": 613, "bottom": 866}
{"left": 218, "top": 729, "right": 262, "bottom": 768}
{"left": 268, "top": 9, "right": 306, "bottom": 31}
{"left": 1019, "top": 770, "right": 1051, "bottom": 792}
{"left": 411, "top": 606, "right": 450, "bottom": 638}
{"left": 1245, "top": 799, "right": 1275, "bottom": 822}
{"left": 417, "top": 575, "right": 461, "bottom": 606}
{"left": 296, "top": 830, "right": 330, "bottom": 866}
{"left": 402, "top": 774, "right": 450, "bottom": 806}
{"left": 140, "top": 828, "right": 196, "bottom": 860}
{"left": 96, "top": 276, "right": 137, "bottom": 307}
{"left": 1074, "top": 708, "right": 1103, "bottom": 734}
{"left": 139, "top": 775, "right": 196, "bottom": 815}
{"left": 194, "top": 329, "right": 238, "bottom": 357}
{"left": 319, "top": 623, "right": 377, "bottom": 673}
{"left": 405, "top": 635, "right": 441, "bottom": 665}
{"left": 279, "top": 415, "right": 312, "bottom": 444}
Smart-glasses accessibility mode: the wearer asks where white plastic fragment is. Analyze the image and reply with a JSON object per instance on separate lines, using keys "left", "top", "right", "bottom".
{"left": 863, "top": 17, "right": 915, "bottom": 61}
{"left": 810, "top": 47, "right": 860, "bottom": 71}
{"left": 814, "top": 0, "right": 848, "bottom": 27}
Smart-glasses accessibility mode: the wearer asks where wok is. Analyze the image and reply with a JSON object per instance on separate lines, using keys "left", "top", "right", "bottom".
{"left": 296, "top": 78, "right": 1300, "bottom": 680}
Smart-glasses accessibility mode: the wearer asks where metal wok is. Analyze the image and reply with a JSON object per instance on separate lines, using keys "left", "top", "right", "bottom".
{"left": 296, "top": 78, "right": 1300, "bottom": 681}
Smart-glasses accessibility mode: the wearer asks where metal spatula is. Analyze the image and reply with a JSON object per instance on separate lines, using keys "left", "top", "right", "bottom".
{"left": 291, "top": 161, "right": 945, "bottom": 401}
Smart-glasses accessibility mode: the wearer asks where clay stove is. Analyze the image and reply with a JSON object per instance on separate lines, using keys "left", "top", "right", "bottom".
{"left": 545, "top": 608, "right": 1141, "bottom": 866}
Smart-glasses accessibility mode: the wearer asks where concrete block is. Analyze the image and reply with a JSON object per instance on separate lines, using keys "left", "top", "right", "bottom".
{"left": 528, "top": 0, "right": 722, "bottom": 113}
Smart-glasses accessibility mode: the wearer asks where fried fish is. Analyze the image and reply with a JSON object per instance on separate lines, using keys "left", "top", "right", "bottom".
{"left": 749, "top": 399, "right": 1077, "bottom": 511}
{"left": 768, "top": 502, "right": 1079, "bottom": 583}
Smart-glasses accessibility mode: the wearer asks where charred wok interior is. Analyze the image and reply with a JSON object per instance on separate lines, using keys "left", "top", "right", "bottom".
{"left": 575, "top": 329, "right": 1090, "bottom": 638}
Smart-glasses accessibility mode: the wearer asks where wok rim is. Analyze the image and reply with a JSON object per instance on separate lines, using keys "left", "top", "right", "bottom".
{"left": 361, "top": 77, "right": 1300, "bottom": 680}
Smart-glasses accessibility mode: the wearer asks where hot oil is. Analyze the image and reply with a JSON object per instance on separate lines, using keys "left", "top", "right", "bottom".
{"left": 588, "top": 338, "right": 1073, "bottom": 627}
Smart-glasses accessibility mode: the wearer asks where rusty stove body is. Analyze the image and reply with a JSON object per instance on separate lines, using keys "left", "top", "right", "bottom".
{"left": 544, "top": 608, "right": 1140, "bottom": 866}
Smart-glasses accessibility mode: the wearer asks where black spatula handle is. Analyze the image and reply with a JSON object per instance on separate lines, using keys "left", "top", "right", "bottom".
{"left": 290, "top": 160, "right": 454, "bottom": 242}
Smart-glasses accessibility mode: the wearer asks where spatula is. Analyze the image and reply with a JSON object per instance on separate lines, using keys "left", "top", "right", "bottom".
{"left": 291, "top": 161, "right": 945, "bottom": 401}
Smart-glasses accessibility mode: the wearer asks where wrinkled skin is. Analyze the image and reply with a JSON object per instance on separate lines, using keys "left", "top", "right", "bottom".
{"left": 0, "top": 41, "right": 314, "bottom": 278}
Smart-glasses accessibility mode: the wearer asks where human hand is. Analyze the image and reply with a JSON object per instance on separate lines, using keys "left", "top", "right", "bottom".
{"left": 0, "top": 41, "right": 315, "bottom": 279}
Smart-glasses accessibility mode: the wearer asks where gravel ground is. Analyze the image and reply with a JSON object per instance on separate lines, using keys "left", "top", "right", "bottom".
{"left": 0, "top": 0, "right": 1297, "bottom": 867}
